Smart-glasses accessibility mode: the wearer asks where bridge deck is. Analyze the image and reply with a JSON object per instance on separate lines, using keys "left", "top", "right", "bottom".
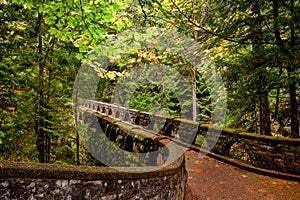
{"left": 184, "top": 149, "right": 300, "bottom": 200}
{"left": 78, "top": 99, "right": 300, "bottom": 199}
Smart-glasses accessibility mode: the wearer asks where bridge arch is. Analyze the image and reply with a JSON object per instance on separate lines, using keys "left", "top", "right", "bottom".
{"left": 115, "top": 111, "right": 120, "bottom": 119}
{"left": 123, "top": 112, "right": 130, "bottom": 122}
{"left": 225, "top": 140, "right": 252, "bottom": 163}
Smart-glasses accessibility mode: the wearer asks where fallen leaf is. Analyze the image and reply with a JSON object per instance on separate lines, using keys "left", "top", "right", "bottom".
{"left": 258, "top": 189, "right": 267, "bottom": 193}
{"left": 194, "top": 160, "right": 202, "bottom": 165}
{"left": 247, "top": 188, "right": 254, "bottom": 193}
{"left": 202, "top": 156, "right": 210, "bottom": 160}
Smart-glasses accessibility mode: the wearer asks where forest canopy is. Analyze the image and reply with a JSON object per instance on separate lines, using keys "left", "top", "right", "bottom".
{"left": 0, "top": 0, "right": 299, "bottom": 164}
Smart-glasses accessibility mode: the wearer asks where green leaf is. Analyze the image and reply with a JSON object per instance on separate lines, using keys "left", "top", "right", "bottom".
{"left": 76, "top": 53, "right": 84, "bottom": 60}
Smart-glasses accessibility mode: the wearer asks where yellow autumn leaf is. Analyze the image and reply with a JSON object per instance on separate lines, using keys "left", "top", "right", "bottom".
{"left": 106, "top": 71, "right": 123, "bottom": 80}
{"left": 285, "top": 14, "right": 292, "bottom": 20}
{"left": 128, "top": 58, "right": 136, "bottom": 63}
{"left": 0, "top": 0, "right": 7, "bottom": 5}
{"left": 147, "top": 52, "right": 156, "bottom": 58}
{"left": 152, "top": 57, "right": 160, "bottom": 63}
{"left": 280, "top": 33, "right": 288, "bottom": 40}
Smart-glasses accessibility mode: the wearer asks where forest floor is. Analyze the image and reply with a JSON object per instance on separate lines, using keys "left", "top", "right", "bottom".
{"left": 184, "top": 149, "right": 300, "bottom": 200}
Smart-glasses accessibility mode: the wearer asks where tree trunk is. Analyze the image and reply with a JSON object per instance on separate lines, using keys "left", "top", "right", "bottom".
{"left": 274, "top": 66, "right": 282, "bottom": 120}
{"left": 273, "top": 0, "right": 299, "bottom": 137}
{"left": 36, "top": 12, "right": 45, "bottom": 163}
{"left": 251, "top": 2, "right": 271, "bottom": 135}
{"left": 288, "top": 0, "right": 299, "bottom": 138}
{"left": 287, "top": 67, "right": 299, "bottom": 138}
{"left": 261, "top": 92, "right": 271, "bottom": 135}
{"left": 192, "top": 67, "right": 197, "bottom": 121}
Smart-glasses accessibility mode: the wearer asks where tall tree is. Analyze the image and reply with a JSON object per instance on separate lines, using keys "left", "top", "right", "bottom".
{"left": 0, "top": 0, "right": 123, "bottom": 163}
{"left": 205, "top": 0, "right": 299, "bottom": 136}
{"left": 142, "top": 0, "right": 299, "bottom": 137}
{"left": 272, "top": 0, "right": 299, "bottom": 137}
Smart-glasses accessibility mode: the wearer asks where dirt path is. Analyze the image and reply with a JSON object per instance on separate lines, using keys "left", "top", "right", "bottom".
{"left": 185, "top": 149, "right": 300, "bottom": 200}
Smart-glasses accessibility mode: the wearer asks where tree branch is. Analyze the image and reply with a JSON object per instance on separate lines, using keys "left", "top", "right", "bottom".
{"left": 138, "top": 0, "right": 148, "bottom": 24}
{"left": 168, "top": 0, "right": 274, "bottom": 45}
{"left": 79, "top": 0, "right": 94, "bottom": 41}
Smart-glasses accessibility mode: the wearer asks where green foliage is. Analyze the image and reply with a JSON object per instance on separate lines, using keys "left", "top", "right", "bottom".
{"left": 203, "top": 0, "right": 300, "bottom": 136}
{"left": 137, "top": 0, "right": 299, "bottom": 136}
{"left": 0, "top": 0, "right": 124, "bottom": 163}
{"left": 2, "top": 0, "right": 299, "bottom": 165}
{"left": 194, "top": 134, "right": 205, "bottom": 146}
{"left": 93, "top": 46, "right": 213, "bottom": 120}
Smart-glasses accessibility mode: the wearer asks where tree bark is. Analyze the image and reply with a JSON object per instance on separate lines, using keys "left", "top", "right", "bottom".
{"left": 36, "top": 12, "right": 45, "bottom": 163}
{"left": 287, "top": 67, "right": 299, "bottom": 138}
{"left": 251, "top": 2, "right": 271, "bottom": 135}
{"left": 261, "top": 92, "right": 271, "bottom": 135}
{"left": 288, "top": 0, "right": 299, "bottom": 138}
{"left": 192, "top": 67, "right": 197, "bottom": 121}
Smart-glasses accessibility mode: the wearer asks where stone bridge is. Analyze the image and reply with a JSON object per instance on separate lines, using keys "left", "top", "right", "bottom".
{"left": 0, "top": 99, "right": 188, "bottom": 199}
{"left": 78, "top": 98, "right": 300, "bottom": 176}
{"left": 78, "top": 98, "right": 165, "bottom": 130}
{"left": 1, "top": 98, "right": 300, "bottom": 199}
